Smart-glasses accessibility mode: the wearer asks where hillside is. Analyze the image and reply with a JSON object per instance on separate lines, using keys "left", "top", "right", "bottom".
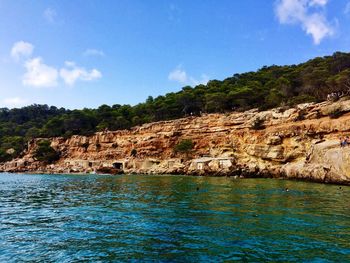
{"left": 1, "top": 51, "right": 350, "bottom": 162}
{"left": 2, "top": 98, "right": 350, "bottom": 185}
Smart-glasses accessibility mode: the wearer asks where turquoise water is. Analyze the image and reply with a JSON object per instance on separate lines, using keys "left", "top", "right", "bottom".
{"left": 0, "top": 173, "right": 349, "bottom": 262}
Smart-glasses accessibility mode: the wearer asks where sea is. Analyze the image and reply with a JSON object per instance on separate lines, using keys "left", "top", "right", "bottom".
{"left": 0, "top": 173, "right": 349, "bottom": 262}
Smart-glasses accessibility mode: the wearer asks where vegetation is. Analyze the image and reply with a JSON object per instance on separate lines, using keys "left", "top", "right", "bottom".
{"left": 1, "top": 52, "right": 350, "bottom": 161}
{"left": 174, "top": 139, "right": 194, "bottom": 157}
{"left": 33, "top": 140, "right": 60, "bottom": 164}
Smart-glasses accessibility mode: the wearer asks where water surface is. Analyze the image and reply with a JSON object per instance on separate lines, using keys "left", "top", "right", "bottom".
{"left": 0, "top": 173, "right": 349, "bottom": 262}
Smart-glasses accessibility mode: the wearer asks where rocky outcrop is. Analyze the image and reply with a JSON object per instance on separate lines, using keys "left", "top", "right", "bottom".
{"left": 2, "top": 99, "right": 350, "bottom": 184}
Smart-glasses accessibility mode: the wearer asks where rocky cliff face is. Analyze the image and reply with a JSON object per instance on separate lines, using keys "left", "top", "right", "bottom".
{"left": 2, "top": 99, "right": 350, "bottom": 185}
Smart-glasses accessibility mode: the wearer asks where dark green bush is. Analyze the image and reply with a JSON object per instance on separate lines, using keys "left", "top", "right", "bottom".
{"left": 287, "top": 95, "right": 316, "bottom": 106}
{"left": 1, "top": 52, "right": 350, "bottom": 162}
{"left": 0, "top": 149, "right": 12, "bottom": 162}
{"left": 34, "top": 140, "right": 60, "bottom": 164}
{"left": 174, "top": 139, "right": 194, "bottom": 155}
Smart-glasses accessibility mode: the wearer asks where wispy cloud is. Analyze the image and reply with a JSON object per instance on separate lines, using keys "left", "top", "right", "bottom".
{"left": 11, "top": 41, "right": 34, "bottom": 60}
{"left": 83, "top": 49, "right": 105, "bottom": 57}
{"left": 168, "top": 67, "right": 188, "bottom": 84}
{"left": 275, "top": 0, "right": 334, "bottom": 44}
{"left": 3, "top": 97, "right": 28, "bottom": 108}
{"left": 60, "top": 61, "right": 102, "bottom": 86}
{"left": 43, "top": 8, "right": 57, "bottom": 23}
{"left": 309, "top": 0, "right": 327, "bottom": 7}
{"left": 168, "top": 66, "right": 208, "bottom": 86}
{"left": 190, "top": 74, "right": 209, "bottom": 86}
{"left": 23, "top": 57, "right": 58, "bottom": 88}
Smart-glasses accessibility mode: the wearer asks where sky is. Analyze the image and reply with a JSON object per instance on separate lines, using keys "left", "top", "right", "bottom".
{"left": 1, "top": 0, "right": 350, "bottom": 109}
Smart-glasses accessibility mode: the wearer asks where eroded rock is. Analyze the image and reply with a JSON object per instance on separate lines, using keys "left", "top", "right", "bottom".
{"left": 2, "top": 99, "right": 350, "bottom": 184}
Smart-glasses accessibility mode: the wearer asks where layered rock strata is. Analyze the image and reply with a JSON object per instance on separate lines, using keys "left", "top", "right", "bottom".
{"left": 2, "top": 99, "right": 350, "bottom": 185}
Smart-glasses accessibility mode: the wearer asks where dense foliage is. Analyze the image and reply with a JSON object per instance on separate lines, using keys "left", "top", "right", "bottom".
{"left": 33, "top": 140, "right": 60, "bottom": 164}
{"left": 174, "top": 139, "right": 194, "bottom": 155}
{"left": 1, "top": 52, "right": 350, "bottom": 162}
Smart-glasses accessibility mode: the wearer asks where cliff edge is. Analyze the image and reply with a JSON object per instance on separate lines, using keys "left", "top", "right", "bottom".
{"left": 2, "top": 99, "right": 350, "bottom": 185}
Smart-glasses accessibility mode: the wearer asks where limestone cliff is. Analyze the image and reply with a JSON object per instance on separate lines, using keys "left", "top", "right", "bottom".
{"left": 2, "top": 99, "right": 350, "bottom": 185}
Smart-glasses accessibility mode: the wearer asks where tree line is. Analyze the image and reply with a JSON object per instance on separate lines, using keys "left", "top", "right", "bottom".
{"left": 1, "top": 51, "right": 350, "bottom": 162}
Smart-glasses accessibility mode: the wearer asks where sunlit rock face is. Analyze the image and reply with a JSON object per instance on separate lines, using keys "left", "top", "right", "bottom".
{"left": 2, "top": 99, "right": 350, "bottom": 184}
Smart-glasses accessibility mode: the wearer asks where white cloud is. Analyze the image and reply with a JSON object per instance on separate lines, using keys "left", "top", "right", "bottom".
{"left": 168, "top": 67, "right": 188, "bottom": 84}
{"left": 22, "top": 57, "right": 58, "bottom": 88}
{"left": 11, "top": 41, "right": 101, "bottom": 88}
{"left": 3, "top": 97, "right": 28, "bottom": 108}
{"left": 43, "top": 8, "right": 57, "bottom": 23}
{"left": 64, "top": 61, "right": 76, "bottom": 67}
{"left": 309, "top": 0, "right": 327, "bottom": 7}
{"left": 303, "top": 13, "right": 333, "bottom": 44}
{"left": 11, "top": 41, "right": 34, "bottom": 60}
{"left": 60, "top": 61, "right": 102, "bottom": 86}
{"left": 275, "top": 0, "right": 334, "bottom": 44}
{"left": 83, "top": 49, "right": 105, "bottom": 57}
{"left": 168, "top": 66, "right": 209, "bottom": 86}
{"left": 190, "top": 74, "right": 209, "bottom": 86}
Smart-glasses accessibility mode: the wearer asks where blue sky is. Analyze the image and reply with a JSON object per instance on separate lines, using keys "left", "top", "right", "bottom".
{"left": 1, "top": 0, "right": 350, "bottom": 109}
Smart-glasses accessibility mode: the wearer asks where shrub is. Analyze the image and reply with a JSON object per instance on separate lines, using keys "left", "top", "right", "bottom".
{"left": 0, "top": 149, "right": 12, "bottom": 163}
{"left": 34, "top": 140, "right": 60, "bottom": 164}
{"left": 174, "top": 139, "right": 194, "bottom": 156}
{"left": 287, "top": 94, "right": 316, "bottom": 106}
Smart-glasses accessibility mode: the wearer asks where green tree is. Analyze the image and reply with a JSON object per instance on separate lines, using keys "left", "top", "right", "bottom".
{"left": 174, "top": 139, "right": 194, "bottom": 158}
{"left": 34, "top": 140, "right": 60, "bottom": 164}
{"left": 1, "top": 51, "right": 350, "bottom": 163}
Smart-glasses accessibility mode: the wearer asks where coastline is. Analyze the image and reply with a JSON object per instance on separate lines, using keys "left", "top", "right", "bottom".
{"left": 2, "top": 99, "right": 350, "bottom": 185}
{"left": 2, "top": 171, "right": 350, "bottom": 187}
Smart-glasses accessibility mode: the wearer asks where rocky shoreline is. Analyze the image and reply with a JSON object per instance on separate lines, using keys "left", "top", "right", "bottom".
{"left": 2, "top": 99, "right": 350, "bottom": 185}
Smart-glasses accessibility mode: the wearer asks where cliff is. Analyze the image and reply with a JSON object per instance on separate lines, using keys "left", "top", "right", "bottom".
{"left": 2, "top": 99, "right": 350, "bottom": 185}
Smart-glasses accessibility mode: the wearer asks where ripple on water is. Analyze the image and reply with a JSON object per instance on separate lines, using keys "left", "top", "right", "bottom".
{"left": 0, "top": 173, "right": 349, "bottom": 262}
